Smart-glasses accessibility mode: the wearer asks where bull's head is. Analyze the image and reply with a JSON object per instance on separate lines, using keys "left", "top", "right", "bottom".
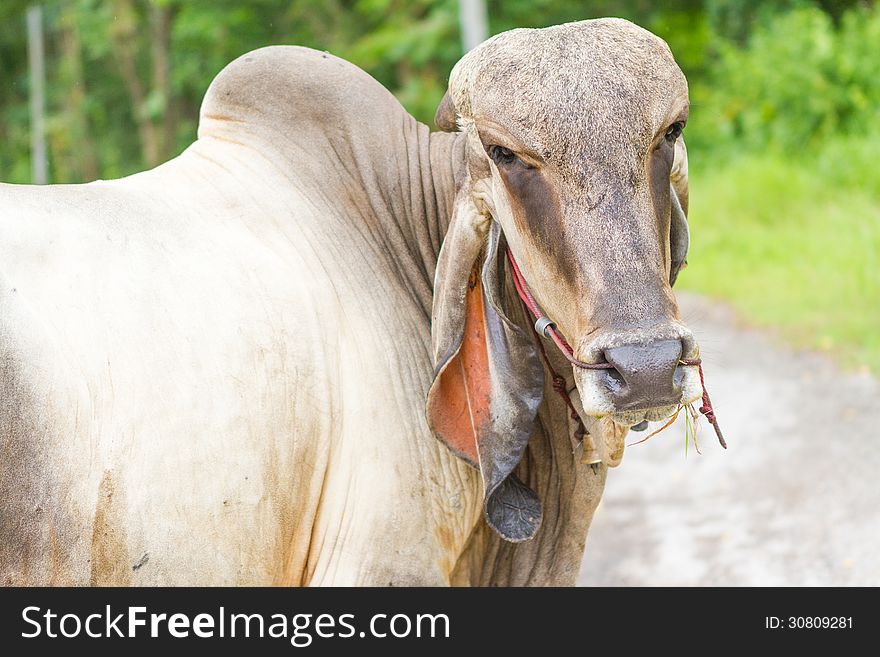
{"left": 426, "top": 19, "right": 700, "bottom": 541}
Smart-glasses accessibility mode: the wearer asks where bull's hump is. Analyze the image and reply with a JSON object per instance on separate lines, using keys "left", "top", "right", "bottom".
{"left": 197, "top": 45, "right": 404, "bottom": 149}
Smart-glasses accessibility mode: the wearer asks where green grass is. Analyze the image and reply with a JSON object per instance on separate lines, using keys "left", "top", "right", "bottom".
{"left": 681, "top": 133, "right": 880, "bottom": 373}
{"left": 684, "top": 404, "right": 696, "bottom": 458}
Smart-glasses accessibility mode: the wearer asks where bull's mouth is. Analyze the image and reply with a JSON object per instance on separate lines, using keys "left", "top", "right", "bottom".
{"left": 608, "top": 379, "right": 703, "bottom": 427}
{"left": 608, "top": 404, "right": 682, "bottom": 428}
{"left": 576, "top": 399, "right": 697, "bottom": 469}
{"left": 568, "top": 366, "right": 704, "bottom": 468}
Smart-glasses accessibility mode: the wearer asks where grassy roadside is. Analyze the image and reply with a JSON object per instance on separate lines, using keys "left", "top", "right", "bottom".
{"left": 681, "top": 135, "right": 880, "bottom": 373}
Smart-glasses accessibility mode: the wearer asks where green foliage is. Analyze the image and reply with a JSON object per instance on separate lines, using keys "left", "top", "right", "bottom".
{"left": 689, "top": 5, "right": 880, "bottom": 154}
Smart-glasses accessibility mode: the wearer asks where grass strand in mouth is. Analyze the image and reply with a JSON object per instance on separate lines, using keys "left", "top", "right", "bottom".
{"left": 685, "top": 406, "right": 690, "bottom": 458}
{"left": 683, "top": 403, "right": 702, "bottom": 457}
{"left": 627, "top": 403, "right": 706, "bottom": 453}
{"left": 689, "top": 403, "right": 702, "bottom": 455}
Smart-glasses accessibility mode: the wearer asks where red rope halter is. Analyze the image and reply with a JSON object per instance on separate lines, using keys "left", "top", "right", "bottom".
{"left": 505, "top": 248, "right": 726, "bottom": 449}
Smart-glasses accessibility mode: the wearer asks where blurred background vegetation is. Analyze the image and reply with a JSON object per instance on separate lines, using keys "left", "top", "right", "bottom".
{"left": 1, "top": 0, "right": 878, "bottom": 370}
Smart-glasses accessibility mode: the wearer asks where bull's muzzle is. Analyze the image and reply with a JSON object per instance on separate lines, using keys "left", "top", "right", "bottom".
{"left": 602, "top": 339, "right": 684, "bottom": 411}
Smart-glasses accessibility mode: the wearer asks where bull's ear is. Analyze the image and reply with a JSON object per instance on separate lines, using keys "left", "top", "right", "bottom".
{"left": 669, "top": 138, "right": 690, "bottom": 286}
{"left": 434, "top": 91, "right": 459, "bottom": 132}
{"left": 426, "top": 201, "right": 544, "bottom": 542}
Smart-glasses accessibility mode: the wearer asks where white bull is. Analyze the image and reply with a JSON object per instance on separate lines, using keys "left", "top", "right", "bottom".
{"left": 1, "top": 19, "right": 697, "bottom": 585}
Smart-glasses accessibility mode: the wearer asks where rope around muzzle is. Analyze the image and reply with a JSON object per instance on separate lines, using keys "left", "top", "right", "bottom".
{"left": 505, "top": 248, "right": 727, "bottom": 450}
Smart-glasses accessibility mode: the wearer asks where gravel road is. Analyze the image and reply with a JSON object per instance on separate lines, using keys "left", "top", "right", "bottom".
{"left": 578, "top": 293, "right": 880, "bottom": 586}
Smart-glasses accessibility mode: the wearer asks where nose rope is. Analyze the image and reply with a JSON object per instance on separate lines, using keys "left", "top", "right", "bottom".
{"left": 532, "top": 322, "right": 584, "bottom": 429}
{"left": 506, "top": 250, "right": 614, "bottom": 370}
{"left": 505, "top": 248, "right": 726, "bottom": 449}
{"left": 697, "top": 365, "right": 727, "bottom": 449}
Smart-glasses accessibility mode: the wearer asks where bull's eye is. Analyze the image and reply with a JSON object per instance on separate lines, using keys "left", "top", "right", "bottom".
{"left": 488, "top": 145, "right": 518, "bottom": 166}
{"left": 665, "top": 122, "right": 684, "bottom": 143}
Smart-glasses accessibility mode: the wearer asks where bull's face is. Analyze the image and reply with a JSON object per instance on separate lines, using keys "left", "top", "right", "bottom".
{"left": 427, "top": 19, "right": 700, "bottom": 542}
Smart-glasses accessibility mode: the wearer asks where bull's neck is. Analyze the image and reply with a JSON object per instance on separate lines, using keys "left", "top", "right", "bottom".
{"left": 392, "top": 127, "right": 466, "bottom": 296}
{"left": 375, "top": 126, "right": 465, "bottom": 314}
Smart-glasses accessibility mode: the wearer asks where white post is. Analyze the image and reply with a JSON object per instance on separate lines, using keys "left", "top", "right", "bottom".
{"left": 27, "top": 5, "right": 48, "bottom": 185}
{"left": 459, "top": 0, "right": 489, "bottom": 52}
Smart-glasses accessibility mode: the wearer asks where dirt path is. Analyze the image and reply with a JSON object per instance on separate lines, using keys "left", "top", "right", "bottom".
{"left": 578, "top": 293, "right": 880, "bottom": 586}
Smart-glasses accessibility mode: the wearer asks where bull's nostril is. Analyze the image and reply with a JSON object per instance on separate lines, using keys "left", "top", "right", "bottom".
{"left": 673, "top": 363, "right": 686, "bottom": 392}
{"left": 606, "top": 369, "right": 624, "bottom": 384}
{"left": 604, "top": 367, "right": 626, "bottom": 395}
